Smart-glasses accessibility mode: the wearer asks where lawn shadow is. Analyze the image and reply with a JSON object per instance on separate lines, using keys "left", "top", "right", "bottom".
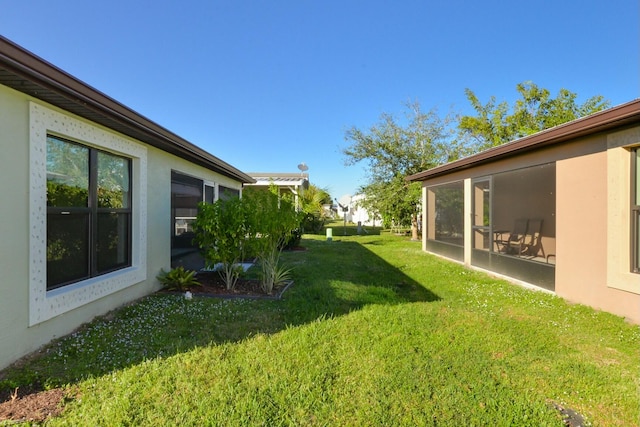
{"left": 0, "top": 235, "right": 439, "bottom": 401}
{"left": 280, "top": 238, "right": 439, "bottom": 325}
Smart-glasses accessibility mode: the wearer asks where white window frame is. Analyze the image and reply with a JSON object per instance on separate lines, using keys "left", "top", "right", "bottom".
{"left": 29, "top": 102, "right": 147, "bottom": 325}
{"left": 606, "top": 128, "right": 640, "bottom": 293}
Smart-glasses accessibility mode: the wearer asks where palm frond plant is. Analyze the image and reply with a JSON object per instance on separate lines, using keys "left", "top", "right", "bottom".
{"left": 156, "top": 266, "right": 200, "bottom": 292}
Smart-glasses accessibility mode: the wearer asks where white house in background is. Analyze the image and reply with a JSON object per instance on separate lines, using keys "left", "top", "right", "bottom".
{"left": 0, "top": 36, "right": 255, "bottom": 370}
{"left": 351, "top": 194, "right": 378, "bottom": 226}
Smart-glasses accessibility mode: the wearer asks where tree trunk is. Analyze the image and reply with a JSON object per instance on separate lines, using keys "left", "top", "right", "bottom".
{"left": 411, "top": 214, "right": 419, "bottom": 241}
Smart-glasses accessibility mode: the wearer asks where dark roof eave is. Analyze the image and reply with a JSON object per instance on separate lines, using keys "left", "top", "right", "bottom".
{"left": 0, "top": 36, "right": 255, "bottom": 184}
{"left": 407, "top": 98, "right": 640, "bottom": 182}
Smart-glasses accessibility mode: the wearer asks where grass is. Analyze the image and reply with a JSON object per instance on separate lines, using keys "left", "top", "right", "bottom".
{"left": 1, "top": 224, "right": 639, "bottom": 426}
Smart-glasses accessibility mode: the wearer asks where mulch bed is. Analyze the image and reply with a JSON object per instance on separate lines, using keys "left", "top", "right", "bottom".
{"left": 0, "top": 388, "right": 68, "bottom": 423}
{"left": 160, "top": 271, "right": 292, "bottom": 299}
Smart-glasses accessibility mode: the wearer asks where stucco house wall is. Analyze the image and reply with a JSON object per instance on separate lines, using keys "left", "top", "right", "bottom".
{"left": 0, "top": 39, "right": 250, "bottom": 370}
{"left": 555, "top": 130, "right": 639, "bottom": 321}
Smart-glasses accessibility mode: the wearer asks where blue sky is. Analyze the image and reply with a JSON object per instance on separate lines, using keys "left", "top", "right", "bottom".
{"left": 2, "top": 1, "right": 638, "bottom": 200}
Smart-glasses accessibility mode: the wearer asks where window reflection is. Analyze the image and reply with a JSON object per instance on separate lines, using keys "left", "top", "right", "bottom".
{"left": 46, "top": 137, "right": 89, "bottom": 207}
{"left": 98, "top": 151, "right": 130, "bottom": 209}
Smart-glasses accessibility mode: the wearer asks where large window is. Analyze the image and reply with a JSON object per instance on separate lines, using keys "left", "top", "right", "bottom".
{"left": 46, "top": 136, "right": 131, "bottom": 290}
{"left": 633, "top": 148, "right": 640, "bottom": 273}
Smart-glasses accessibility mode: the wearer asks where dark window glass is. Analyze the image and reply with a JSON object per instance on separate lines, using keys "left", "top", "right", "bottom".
{"left": 46, "top": 136, "right": 132, "bottom": 290}
{"left": 47, "top": 213, "right": 90, "bottom": 288}
{"left": 96, "top": 213, "right": 130, "bottom": 273}
{"left": 171, "top": 172, "right": 203, "bottom": 239}
{"left": 171, "top": 171, "right": 205, "bottom": 269}
{"left": 204, "top": 185, "right": 215, "bottom": 204}
{"left": 219, "top": 185, "right": 240, "bottom": 201}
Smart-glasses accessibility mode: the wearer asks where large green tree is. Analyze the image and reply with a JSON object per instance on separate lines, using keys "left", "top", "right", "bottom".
{"left": 343, "top": 102, "right": 464, "bottom": 237}
{"left": 458, "top": 81, "right": 609, "bottom": 150}
{"left": 344, "top": 84, "right": 609, "bottom": 239}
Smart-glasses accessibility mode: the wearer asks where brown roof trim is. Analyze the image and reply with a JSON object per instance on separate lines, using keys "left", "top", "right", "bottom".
{"left": 0, "top": 36, "right": 255, "bottom": 183}
{"left": 407, "top": 98, "right": 640, "bottom": 182}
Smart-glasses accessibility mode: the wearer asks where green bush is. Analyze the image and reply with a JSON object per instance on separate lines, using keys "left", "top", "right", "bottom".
{"left": 242, "top": 189, "right": 302, "bottom": 294}
{"left": 301, "top": 212, "right": 325, "bottom": 234}
{"left": 192, "top": 187, "right": 302, "bottom": 294}
{"left": 193, "top": 198, "right": 248, "bottom": 290}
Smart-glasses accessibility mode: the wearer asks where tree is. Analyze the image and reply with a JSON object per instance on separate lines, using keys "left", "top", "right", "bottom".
{"left": 299, "top": 184, "right": 332, "bottom": 234}
{"left": 458, "top": 81, "right": 609, "bottom": 150}
{"left": 343, "top": 102, "right": 464, "bottom": 238}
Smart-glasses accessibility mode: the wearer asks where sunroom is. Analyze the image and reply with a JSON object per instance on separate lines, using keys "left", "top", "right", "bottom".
{"left": 408, "top": 99, "right": 640, "bottom": 323}
{"left": 426, "top": 162, "right": 556, "bottom": 291}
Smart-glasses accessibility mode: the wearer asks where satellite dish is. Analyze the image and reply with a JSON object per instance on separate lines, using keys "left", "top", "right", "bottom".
{"left": 297, "top": 162, "right": 308, "bottom": 172}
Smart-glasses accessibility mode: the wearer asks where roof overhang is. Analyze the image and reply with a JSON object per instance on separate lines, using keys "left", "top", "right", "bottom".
{"left": 246, "top": 173, "right": 309, "bottom": 189}
{"left": 0, "top": 35, "right": 255, "bottom": 184}
{"left": 407, "top": 99, "right": 640, "bottom": 182}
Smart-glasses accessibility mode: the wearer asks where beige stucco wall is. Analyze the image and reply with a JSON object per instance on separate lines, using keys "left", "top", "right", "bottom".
{"left": 555, "top": 152, "right": 609, "bottom": 307}
{"left": 0, "top": 84, "right": 243, "bottom": 370}
{"left": 419, "top": 130, "right": 640, "bottom": 324}
{"left": 0, "top": 85, "right": 32, "bottom": 370}
{"left": 556, "top": 137, "right": 640, "bottom": 323}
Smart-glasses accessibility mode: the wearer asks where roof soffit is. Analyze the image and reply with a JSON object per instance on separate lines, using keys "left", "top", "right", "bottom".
{"left": 0, "top": 36, "right": 254, "bottom": 183}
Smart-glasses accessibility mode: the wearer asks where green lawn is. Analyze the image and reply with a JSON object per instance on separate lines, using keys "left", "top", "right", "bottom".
{"left": 2, "top": 229, "right": 639, "bottom": 426}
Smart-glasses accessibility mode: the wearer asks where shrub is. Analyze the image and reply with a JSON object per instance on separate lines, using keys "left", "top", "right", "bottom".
{"left": 301, "top": 212, "right": 325, "bottom": 234}
{"left": 156, "top": 267, "right": 200, "bottom": 291}
{"left": 281, "top": 227, "right": 303, "bottom": 250}
{"left": 243, "top": 189, "right": 302, "bottom": 294}
{"left": 193, "top": 198, "right": 248, "bottom": 290}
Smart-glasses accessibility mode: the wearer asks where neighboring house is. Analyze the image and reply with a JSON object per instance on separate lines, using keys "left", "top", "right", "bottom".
{"left": 0, "top": 36, "right": 254, "bottom": 370}
{"left": 351, "top": 194, "right": 378, "bottom": 226}
{"left": 245, "top": 172, "right": 309, "bottom": 211}
{"left": 322, "top": 203, "right": 337, "bottom": 219}
{"left": 407, "top": 99, "right": 640, "bottom": 324}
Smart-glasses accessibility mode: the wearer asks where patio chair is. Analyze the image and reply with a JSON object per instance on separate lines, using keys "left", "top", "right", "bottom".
{"left": 520, "top": 219, "right": 544, "bottom": 258}
{"left": 495, "top": 218, "right": 528, "bottom": 255}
